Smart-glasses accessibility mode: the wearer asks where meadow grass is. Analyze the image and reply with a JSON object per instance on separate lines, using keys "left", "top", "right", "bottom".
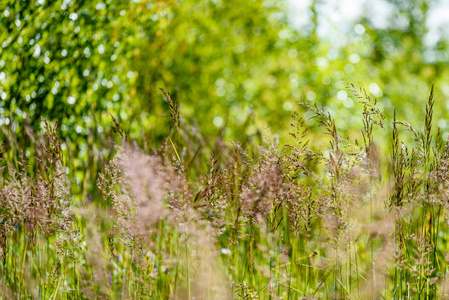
{"left": 1, "top": 84, "right": 449, "bottom": 299}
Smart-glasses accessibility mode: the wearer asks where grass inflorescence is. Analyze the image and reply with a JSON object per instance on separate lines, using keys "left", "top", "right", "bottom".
{"left": 1, "top": 85, "right": 449, "bottom": 299}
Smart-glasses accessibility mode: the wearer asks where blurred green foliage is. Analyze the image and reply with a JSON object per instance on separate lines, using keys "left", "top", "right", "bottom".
{"left": 1, "top": 0, "right": 449, "bottom": 192}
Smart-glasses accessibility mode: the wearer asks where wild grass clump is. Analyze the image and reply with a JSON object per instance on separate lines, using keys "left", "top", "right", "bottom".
{"left": 2, "top": 84, "right": 449, "bottom": 299}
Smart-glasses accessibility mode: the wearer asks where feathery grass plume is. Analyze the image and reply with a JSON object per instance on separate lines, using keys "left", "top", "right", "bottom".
{"left": 301, "top": 102, "right": 340, "bottom": 153}
{"left": 390, "top": 110, "right": 406, "bottom": 208}
{"left": 388, "top": 84, "right": 445, "bottom": 298}
{"left": 424, "top": 83, "right": 435, "bottom": 164}
{"left": 346, "top": 83, "right": 384, "bottom": 178}
{"left": 99, "top": 145, "right": 171, "bottom": 243}
{"left": 300, "top": 102, "right": 345, "bottom": 206}
{"left": 240, "top": 130, "right": 287, "bottom": 231}
{"left": 284, "top": 110, "right": 316, "bottom": 178}
{"left": 0, "top": 119, "right": 72, "bottom": 241}
{"left": 300, "top": 102, "right": 347, "bottom": 232}
{"left": 226, "top": 141, "right": 249, "bottom": 249}
{"left": 100, "top": 113, "right": 174, "bottom": 235}
{"left": 236, "top": 133, "right": 285, "bottom": 276}
{"left": 394, "top": 85, "right": 435, "bottom": 169}
{"left": 100, "top": 155, "right": 228, "bottom": 298}
{"left": 283, "top": 111, "right": 320, "bottom": 237}
{"left": 0, "top": 119, "right": 75, "bottom": 299}
{"left": 193, "top": 149, "right": 228, "bottom": 236}
{"left": 108, "top": 111, "right": 127, "bottom": 142}
{"left": 98, "top": 112, "right": 231, "bottom": 298}
{"left": 159, "top": 87, "right": 180, "bottom": 131}
{"left": 97, "top": 147, "right": 169, "bottom": 297}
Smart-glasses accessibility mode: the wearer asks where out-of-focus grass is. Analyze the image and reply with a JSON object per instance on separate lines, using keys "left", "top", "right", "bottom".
{"left": 2, "top": 85, "right": 449, "bottom": 299}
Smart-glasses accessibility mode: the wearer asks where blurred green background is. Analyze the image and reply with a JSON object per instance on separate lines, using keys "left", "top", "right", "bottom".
{"left": 1, "top": 0, "right": 449, "bottom": 193}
